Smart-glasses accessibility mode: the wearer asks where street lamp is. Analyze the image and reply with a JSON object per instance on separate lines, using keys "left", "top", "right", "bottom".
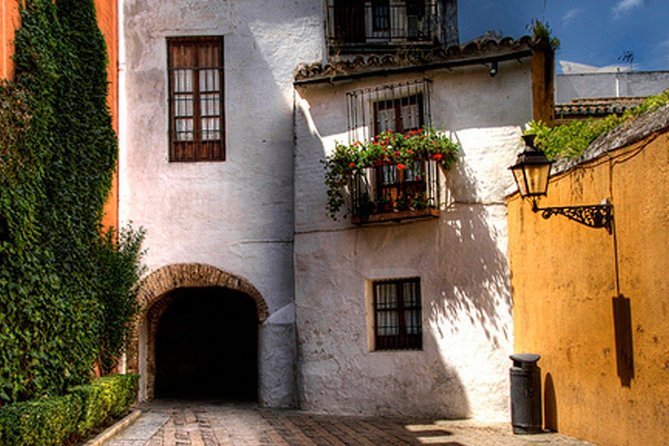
{"left": 510, "top": 134, "right": 613, "bottom": 233}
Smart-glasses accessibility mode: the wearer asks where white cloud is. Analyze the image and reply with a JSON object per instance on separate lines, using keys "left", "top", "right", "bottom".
{"left": 562, "top": 8, "right": 581, "bottom": 24}
{"left": 613, "top": 0, "right": 643, "bottom": 17}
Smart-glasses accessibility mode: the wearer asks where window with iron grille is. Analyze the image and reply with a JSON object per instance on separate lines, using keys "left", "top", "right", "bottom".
{"left": 347, "top": 79, "right": 431, "bottom": 145}
{"left": 374, "top": 93, "right": 425, "bottom": 207}
{"left": 167, "top": 36, "right": 225, "bottom": 162}
{"left": 373, "top": 278, "right": 422, "bottom": 350}
{"left": 347, "top": 80, "right": 439, "bottom": 220}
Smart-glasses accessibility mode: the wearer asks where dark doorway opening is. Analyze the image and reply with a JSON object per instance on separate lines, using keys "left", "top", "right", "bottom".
{"left": 154, "top": 287, "right": 258, "bottom": 401}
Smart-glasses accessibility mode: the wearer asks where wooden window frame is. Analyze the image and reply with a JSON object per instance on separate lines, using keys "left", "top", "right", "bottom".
{"left": 167, "top": 36, "right": 225, "bottom": 162}
{"left": 373, "top": 278, "right": 422, "bottom": 350}
{"left": 373, "top": 93, "right": 424, "bottom": 136}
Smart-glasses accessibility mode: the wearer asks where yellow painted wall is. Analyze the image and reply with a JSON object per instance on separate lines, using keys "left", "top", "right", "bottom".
{"left": 508, "top": 130, "right": 669, "bottom": 446}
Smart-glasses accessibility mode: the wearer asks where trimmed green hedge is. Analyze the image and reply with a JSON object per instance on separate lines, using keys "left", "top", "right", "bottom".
{"left": 0, "top": 374, "right": 138, "bottom": 446}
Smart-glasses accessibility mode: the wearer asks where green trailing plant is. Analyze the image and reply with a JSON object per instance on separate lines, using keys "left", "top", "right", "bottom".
{"left": 526, "top": 116, "right": 624, "bottom": 159}
{"left": 323, "top": 128, "right": 459, "bottom": 219}
{"left": 0, "top": 0, "right": 144, "bottom": 406}
{"left": 526, "top": 89, "right": 669, "bottom": 160}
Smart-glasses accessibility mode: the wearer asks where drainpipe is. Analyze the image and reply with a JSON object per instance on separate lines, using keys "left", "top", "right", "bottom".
{"left": 117, "top": 0, "right": 128, "bottom": 374}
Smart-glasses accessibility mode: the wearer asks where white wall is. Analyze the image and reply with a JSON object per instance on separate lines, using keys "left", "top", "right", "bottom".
{"left": 121, "top": 0, "right": 540, "bottom": 420}
{"left": 120, "top": 0, "right": 323, "bottom": 406}
{"left": 294, "top": 61, "right": 532, "bottom": 420}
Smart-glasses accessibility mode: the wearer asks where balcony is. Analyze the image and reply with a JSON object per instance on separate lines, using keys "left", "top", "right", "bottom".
{"left": 326, "top": 1, "right": 443, "bottom": 53}
{"left": 323, "top": 86, "right": 457, "bottom": 225}
{"left": 349, "top": 159, "right": 441, "bottom": 224}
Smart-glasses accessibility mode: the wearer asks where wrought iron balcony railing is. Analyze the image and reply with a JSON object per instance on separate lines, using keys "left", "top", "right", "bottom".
{"left": 327, "top": 1, "right": 442, "bottom": 51}
{"left": 350, "top": 158, "right": 441, "bottom": 224}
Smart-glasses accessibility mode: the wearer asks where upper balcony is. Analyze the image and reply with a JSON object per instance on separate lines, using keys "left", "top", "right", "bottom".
{"left": 326, "top": 0, "right": 456, "bottom": 54}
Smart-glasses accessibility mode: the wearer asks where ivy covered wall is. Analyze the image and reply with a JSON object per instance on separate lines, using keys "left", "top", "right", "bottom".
{"left": 0, "top": 0, "right": 143, "bottom": 405}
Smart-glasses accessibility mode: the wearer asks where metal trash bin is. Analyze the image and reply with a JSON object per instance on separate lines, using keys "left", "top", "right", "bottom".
{"left": 509, "top": 353, "right": 542, "bottom": 434}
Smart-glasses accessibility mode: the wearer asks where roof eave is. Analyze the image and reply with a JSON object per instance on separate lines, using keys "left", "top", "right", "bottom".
{"left": 294, "top": 48, "right": 534, "bottom": 86}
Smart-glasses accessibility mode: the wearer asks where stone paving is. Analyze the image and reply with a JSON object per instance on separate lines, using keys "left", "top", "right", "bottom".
{"left": 100, "top": 400, "right": 597, "bottom": 446}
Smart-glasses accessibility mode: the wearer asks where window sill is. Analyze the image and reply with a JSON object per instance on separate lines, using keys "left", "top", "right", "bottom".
{"left": 352, "top": 207, "right": 439, "bottom": 225}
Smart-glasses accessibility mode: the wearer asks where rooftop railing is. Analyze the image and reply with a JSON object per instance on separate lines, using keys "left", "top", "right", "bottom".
{"left": 326, "top": 1, "right": 442, "bottom": 51}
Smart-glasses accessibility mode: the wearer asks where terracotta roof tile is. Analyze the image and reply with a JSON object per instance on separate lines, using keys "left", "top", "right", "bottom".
{"left": 555, "top": 97, "right": 646, "bottom": 118}
{"left": 295, "top": 35, "right": 540, "bottom": 84}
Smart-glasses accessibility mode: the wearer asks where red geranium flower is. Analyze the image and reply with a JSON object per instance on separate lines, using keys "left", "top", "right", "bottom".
{"left": 349, "top": 162, "right": 356, "bottom": 168}
{"left": 396, "top": 163, "right": 407, "bottom": 170}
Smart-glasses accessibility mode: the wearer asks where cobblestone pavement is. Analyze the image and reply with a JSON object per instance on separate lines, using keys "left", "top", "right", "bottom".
{"left": 101, "top": 400, "right": 597, "bottom": 446}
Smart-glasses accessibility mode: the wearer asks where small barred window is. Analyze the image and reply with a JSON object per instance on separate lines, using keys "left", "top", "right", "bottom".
{"left": 373, "top": 278, "right": 422, "bottom": 350}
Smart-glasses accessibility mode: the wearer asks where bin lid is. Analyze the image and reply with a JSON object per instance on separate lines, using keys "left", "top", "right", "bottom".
{"left": 510, "top": 353, "right": 541, "bottom": 365}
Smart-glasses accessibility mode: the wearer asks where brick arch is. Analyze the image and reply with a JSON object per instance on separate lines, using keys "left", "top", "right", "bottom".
{"left": 127, "top": 263, "right": 268, "bottom": 400}
{"left": 136, "top": 263, "right": 268, "bottom": 321}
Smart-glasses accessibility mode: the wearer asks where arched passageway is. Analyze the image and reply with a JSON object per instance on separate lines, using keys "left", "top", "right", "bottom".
{"left": 153, "top": 287, "right": 258, "bottom": 401}
{"left": 127, "top": 263, "right": 269, "bottom": 401}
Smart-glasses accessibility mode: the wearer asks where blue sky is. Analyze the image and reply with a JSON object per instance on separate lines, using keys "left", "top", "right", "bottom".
{"left": 459, "top": 0, "right": 669, "bottom": 72}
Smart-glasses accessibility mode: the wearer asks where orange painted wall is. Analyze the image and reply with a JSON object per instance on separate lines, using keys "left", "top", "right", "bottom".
{"left": 508, "top": 130, "right": 669, "bottom": 445}
{"left": 94, "top": 0, "right": 118, "bottom": 231}
{"left": 0, "top": 0, "right": 118, "bottom": 229}
{"left": 0, "top": 0, "right": 18, "bottom": 80}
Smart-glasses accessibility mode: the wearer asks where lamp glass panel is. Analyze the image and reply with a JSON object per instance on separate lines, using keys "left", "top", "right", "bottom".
{"left": 511, "top": 166, "right": 529, "bottom": 197}
{"left": 524, "top": 163, "right": 550, "bottom": 196}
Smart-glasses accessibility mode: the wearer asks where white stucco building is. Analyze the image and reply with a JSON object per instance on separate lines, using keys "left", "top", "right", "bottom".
{"left": 119, "top": 0, "right": 553, "bottom": 421}
{"left": 556, "top": 61, "right": 669, "bottom": 103}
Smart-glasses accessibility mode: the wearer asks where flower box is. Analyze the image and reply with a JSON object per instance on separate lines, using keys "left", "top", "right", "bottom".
{"left": 324, "top": 128, "right": 458, "bottom": 223}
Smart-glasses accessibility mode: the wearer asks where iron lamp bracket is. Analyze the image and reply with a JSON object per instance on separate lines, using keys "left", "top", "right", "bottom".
{"left": 531, "top": 199, "right": 613, "bottom": 233}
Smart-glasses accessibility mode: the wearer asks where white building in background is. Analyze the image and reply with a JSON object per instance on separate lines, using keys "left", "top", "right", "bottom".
{"left": 557, "top": 60, "right": 669, "bottom": 103}
{"left": 120, "top": 0, "right": 553, "bottom": 420}
{"left": 554, "top": 61, "right": 669, "bottom": 123}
